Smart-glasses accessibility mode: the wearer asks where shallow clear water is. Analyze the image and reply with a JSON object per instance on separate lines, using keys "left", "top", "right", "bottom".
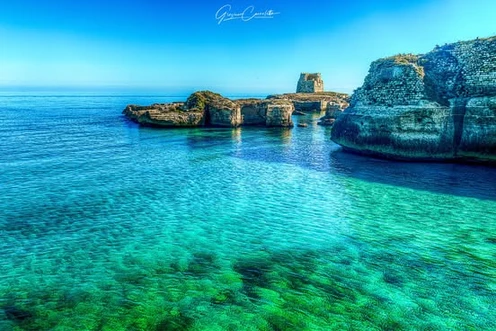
{"left": 0, "top": 94, "right": 495, "bottom": 330}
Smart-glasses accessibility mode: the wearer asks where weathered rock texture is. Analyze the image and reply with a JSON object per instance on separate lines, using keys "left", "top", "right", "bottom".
{"left": 237, "top": 99, "right": 294, "bottom": 127}
{"left": 296, "top": 73, "right": 324, "bottom": 93}
{"left": 267, "top": 92, "right": 349, "bottom": 113}
{"left": 123, "top": 91, "right": 295, "bottom": 128}
{"left": 331, "top": 36, "right": 496, "bottom": 163}
{"left": 318, "top": 102, "right": 345, "bottom": 126}
{"left": 122, "top": 102, "right": 205, "bottom": 127}
{"left": 185, "top": 91, "right": 242, "bottom": 127}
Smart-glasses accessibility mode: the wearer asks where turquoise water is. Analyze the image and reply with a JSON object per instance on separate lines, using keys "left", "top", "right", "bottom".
{"left": 0, "top": 94, "right": 495, "bottom": 330}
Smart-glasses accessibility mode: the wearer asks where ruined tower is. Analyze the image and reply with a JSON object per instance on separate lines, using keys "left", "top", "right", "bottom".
{"left": 296, "top": 73, "right": 324, "bottom": 93}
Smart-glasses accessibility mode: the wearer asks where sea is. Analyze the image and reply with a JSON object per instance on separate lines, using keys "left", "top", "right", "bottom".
{"left": 0, "top": 92, "right": 495, "bottom": 330}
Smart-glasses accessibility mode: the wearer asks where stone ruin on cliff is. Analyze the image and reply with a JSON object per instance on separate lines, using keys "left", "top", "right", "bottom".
{"left": 296, "top": 73, "right": 324, "bottom": 93}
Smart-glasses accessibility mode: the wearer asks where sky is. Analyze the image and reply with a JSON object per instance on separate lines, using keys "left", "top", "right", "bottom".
{"left": 0, "top": 0, "right": 495, "bottom": 95}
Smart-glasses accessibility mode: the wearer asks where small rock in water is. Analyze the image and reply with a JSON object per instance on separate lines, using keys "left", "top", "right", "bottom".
{"left": 317, "top": 118, "right": 335, "bottom": 126}
{"left": 297, "top": 123, "right": 309, "bottom": 127}
{"left": 293, "top": 111, "right": 306, "bottom": 116}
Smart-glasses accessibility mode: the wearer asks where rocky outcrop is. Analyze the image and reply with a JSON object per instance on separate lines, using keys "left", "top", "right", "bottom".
{"left": 237, "top": 99, "right": 294, "bottom": 127}
{"left": 123, "top": 91, "right": 295, "bottom": 128}
{"left": 265, "top": 101, "right": 294, "bottom": 127}
{"left": 318, "top": 102, "right": 344, "bottom": 126}
{"left": 185, "top": 91, "right": 242, "bottom": 127}
{"left": 236, "top": 99, "right": 267, "bottom": 126}
{"left": 331, "top": 36, "right": 496, "bottom": 163}
{"left": 296, "top": 73, "right": 324, "bottom": 93}
{"left": 267, "top": 92, "right": 349, "bottom": 113}
{"left": 122, "top": 103, "right": 205, "bottom": 127}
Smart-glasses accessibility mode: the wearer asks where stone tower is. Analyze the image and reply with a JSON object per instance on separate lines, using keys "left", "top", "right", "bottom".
{"left": 296, "top": 73, "right": 324, "bottom": 93}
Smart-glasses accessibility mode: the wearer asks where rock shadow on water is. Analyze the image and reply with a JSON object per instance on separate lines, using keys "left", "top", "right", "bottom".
{"left": 330, "top": 149, "right": 496, "bottom": 201}
{"left": 232, "top": 248, "right": 358, "bottom": 305}
{"left": 233, "top": 258, "right": 273, "bottom": 301}
{"left": 185, "top": 251, "right": 220, "bottom": 277}
{"left": 185, "top": 128, "right": 241, "bottom": 150}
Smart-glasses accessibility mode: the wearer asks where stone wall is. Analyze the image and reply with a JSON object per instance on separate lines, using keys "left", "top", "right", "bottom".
{"left": 331, "top": 36, "right": 496, "bottom": 163}
{"left": 296, "top": 73, "right": 324, "bottom": 93}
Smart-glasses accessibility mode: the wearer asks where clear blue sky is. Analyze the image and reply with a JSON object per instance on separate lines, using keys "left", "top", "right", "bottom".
{"left": 1, "top": 0, "right": 495, "bottom": 94}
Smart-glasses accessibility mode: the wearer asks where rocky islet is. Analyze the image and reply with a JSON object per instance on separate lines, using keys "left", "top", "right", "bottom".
{"left": 123, "top": 88, "right": 349, "bottom": 128}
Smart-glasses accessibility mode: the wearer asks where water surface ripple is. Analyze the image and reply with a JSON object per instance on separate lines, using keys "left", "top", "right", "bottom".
{"left": 0, "top": 95, "right": 495, "bottom": 330}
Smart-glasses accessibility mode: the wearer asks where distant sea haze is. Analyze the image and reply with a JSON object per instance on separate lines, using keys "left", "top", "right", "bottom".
{"left": 0, "top": 87, "right": 281, "bottom": 100}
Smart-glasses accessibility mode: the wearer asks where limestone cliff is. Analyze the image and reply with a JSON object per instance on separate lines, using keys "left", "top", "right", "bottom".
{"left": 331, "top": 36, "right": 496, "bottom": 163}
{"left": 237, "top": 99, "right": 294, "bottom": 127}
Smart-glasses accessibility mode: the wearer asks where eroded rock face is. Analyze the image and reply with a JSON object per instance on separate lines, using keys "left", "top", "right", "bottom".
{"left": 185, "top": 91, "right": 242, "bottom": 127}
{"left": 331, "top": 36, "right": 496, "bottom": 163}
{"left": 123, "top": 91, "right": 295, "bottom": 127}
{"left": 458, "top": 97, "right": 496, "bottom": 160}
{"left": 122, "top": 103, "right": 205, "bottom": 127}
{"left": 266, "top": 101, "right": 294, "bottom": 127}
{"left": 268, "top": 92, "right": 349, "bottom": 113}
{"left": 237, "top": 99, "right": 295, "bottom": 127}
{"left": 318, "top": 102, "right": 345, "bottom": 126}
{"left": 237, "top": 99, "right": 268, "bottom": 126}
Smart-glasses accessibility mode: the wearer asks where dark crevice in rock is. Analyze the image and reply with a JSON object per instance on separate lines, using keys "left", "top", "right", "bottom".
{"left": 204, "top": 106, "right": 211, "bottom": 127}
{"left": 422, "top": 50, "right": 460, "bottom": 106}
{"left": 452, "top": 98, "right": 468, "bottom": 156}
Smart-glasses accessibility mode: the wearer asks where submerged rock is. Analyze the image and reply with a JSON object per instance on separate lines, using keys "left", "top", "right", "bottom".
{"left": 331, "top": 36, "right": 496, "bottom": 163}
{"left": 3, "top": 305, "right": 33, "bottom": 322}
{"left": 317, "top": 118, "right": 335, "bottom": 126}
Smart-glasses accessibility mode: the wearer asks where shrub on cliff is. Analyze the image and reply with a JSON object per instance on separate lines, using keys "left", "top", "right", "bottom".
{"left": 185, "top": 91, "right": 237, "bottom": 111}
